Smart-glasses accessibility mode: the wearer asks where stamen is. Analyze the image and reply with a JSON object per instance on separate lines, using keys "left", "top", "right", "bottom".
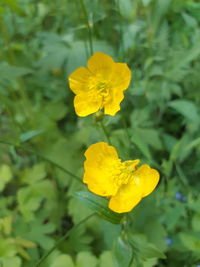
{"left": 113, "top": 160, "right": 140, "bottom": 187}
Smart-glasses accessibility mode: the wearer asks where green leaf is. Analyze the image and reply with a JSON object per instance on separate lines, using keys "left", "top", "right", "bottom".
{"left": 131, "top": 131, "right": 152, "bottom": 159}
{"left": 168, "top": 100, "right": 199, "bottom": 124}
{"left": 68, "top": 198, "right": 93, "bottom": 224}
{"left": 14, "top": 213, "right": 56, "bottom": 250}
{"left": 192, "top": 214, "right": 200, "bottom": 232}
{"left": 0, "top": 62, "right": 32, "bottom": 82}
{"left": 142, "top": 243, "right": 166, "bottom": 260}
{"left": 113, "top": 236, "right": 133, "bottom": 267}
{"left": 0, "top": 165, "right": 12, "bottom": 192}
{"left": 99, "top": 251, "right": 115, "bottom": 267}
{"left": 76, "top": 251, "right": 98, "bottom": 267}
{"left": 187, "top": 198, "right": 200, "bottom": 213}
{"left": 165, "top": 40, "right": 200, "bottom": 81}
{"left": 49, "top": 252, "right": 98, "bottom": 267}
{"left": 21, "top": 163, "right": 46, "bottom": 184}
{"left": 130, "top": 234, "right": 166, "bottom": 260}
{"left": 17, "top": 180, "right": 55, "bottom": 221}
{"left": 51, "top": 254, "right": 74, "bottom": 267}
{"left": 184, "top": 137, "right": 200, "bottom": 153}
{"left": 0, "top": 0, "right": 24, "bottom": 15}
{"left": 133, "top": 128, "right": 162, "bottom": 150}
{"left": 0, "top": 256, "right": 21, "bottom": 267}
{"left": 0, "top": 216, "right": 12, "bottom": 235}
{"left": 142, "top": 0, "right": 153, "bottom": 6}
{"left": 44, "top": 102, "right": 67, "bottom": 121}
{"left": 20, "top": 130, "right": 44, "bottom": 143}
{"left": 74, "top": 191, "right": 124, "bottom": 224}
{"left": 179, "top": 232, "right": 200, "bottom": 252}
{"left": 118, "top": 0, "right": 133, "bottom": 19}
{"left": 165, "top": 204, "right": 185, "bottom": 231}
{"left": 167, "top": 132, "right": 193, "bottom": 164}
{"left": 182, "top": 12, "right": 197, "bottom": 28}
{"left": 68, "top": 225, "right": 93, "bottom": 253}
{"left": 0, "top": 7, "right": 5, "bottom": 13}
{"left": 0, "top": 237, "right": 16, "bottom": 258}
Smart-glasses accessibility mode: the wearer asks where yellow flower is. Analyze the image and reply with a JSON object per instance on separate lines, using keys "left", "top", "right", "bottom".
{"left": 83, "top": 142, "right": 160, "bottom": 213}
{"left": 68, "top": 52, "right": 131, "bottom": 117}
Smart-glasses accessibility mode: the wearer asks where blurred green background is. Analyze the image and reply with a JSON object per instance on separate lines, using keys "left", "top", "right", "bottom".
{"left": 0, "top": 0, "right": 200, "bottom": 266}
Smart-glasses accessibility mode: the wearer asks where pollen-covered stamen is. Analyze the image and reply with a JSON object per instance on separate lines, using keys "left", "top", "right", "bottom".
{"left": 87, "top": 76, "right": 110, "bottom": 106}
{"left": 95, "top": 80, "right": 110, "bottom": 108}
{"left": 113, "top": 160, "right": 140, "bottom": 187}
{"left": 96, "top": 81, "right": 109, "bottom": 96}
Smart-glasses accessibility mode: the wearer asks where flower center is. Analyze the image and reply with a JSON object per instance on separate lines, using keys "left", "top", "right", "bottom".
{"left": 114, "top": 160, "right": 140, "bottom": 187}
{"left": 96, "top": 81, "right": 109, "bottom": 97}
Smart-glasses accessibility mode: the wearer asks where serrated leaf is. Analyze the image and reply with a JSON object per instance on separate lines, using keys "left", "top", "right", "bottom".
{"left": 68, "top": 225, "right": 93, "bottom": 253}
{"left": 74, "top": 191, "right": 124, "bottom": 224}
{"left": 17, "top": 180, "right": 55, "bottom": 221}
{"left": 21, "top": 163, "right": 46, "bottom": 184}
{"left": 14, "top": 213, "right": 56, "bottom": 250}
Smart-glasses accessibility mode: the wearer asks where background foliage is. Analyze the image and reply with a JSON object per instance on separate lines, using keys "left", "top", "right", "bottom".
{"left": 0, "top": 0, "right": 200, "bottom": 266}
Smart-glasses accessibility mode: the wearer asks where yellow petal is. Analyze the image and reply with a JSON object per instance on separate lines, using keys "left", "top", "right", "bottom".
{"left": 104, "top": 89, "right": 124, "bottom": 115}
{"left": 74, "top": 91, "right": 102, "bottom": 117}
{"left": 109, "top": 63, "right": 131, "bottom": 91}
{"left": 104, "top": 63, "right": 131, "bottom": 115}
{"left": 83, "top": 142, "right": 120, "bottom": 196}
{"left": 68, "top": 67, "right": 92, "bottom": 94}
{"left": 133, "top": 164, "right": 160, "bottom": 197}
{"left": 109, "top": 183, "right": 142, "bottom": 213}
{"left": 87, "top": 52, "right": 114, "bottom": 78}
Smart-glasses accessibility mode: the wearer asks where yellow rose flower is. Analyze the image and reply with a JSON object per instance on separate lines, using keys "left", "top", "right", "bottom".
{"left": 68, "top": 52, "right": 131, "bottom": 117}
{"left": 83, "top": 142, "right": 160, "bottom": 213}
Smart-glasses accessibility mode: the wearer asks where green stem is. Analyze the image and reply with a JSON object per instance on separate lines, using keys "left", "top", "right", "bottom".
{"left": 116, "top": 0, "right": 124, "bottom": 58}
{"left": 0, "top": 140, "right": 82, "bottom": 183}
{"left": 79, "top": 0, "right": 93, "bottom": 56}
{"left": 122, "top": 116, "right": 131, "bottom": 146}
{"left": 99, "top": 120, "right": 112, "bottom": 145}
{"left": 36, "top": 213, "right": 95, "bottom": 266}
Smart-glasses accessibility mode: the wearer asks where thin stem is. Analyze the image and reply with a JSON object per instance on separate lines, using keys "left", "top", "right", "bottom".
{"left": 79, "top": 0, "right": 93, "bottom": 56}
{"left": 99, "top": 121, "right": 112, "bottom": 145}
{"left": 75, "top": 0, "right": 89, "bottom": 59}
{"left": 36, "top": 213, "right": 95, "bottom": 267}
{"left": 0, "top": 140, "right": 82, "bottom": 183}
{"left": 116, "top": 0, "right": 124, "bottom": 58}
{"left": 122, "top": 116, "right": 131, "bottom": 146}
